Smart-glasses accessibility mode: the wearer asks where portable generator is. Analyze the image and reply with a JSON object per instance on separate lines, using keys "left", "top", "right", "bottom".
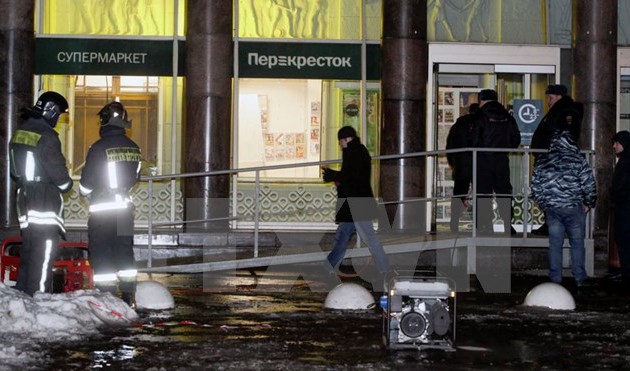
{"left": 381, "top": 276, "right": 456, "bottom": 351}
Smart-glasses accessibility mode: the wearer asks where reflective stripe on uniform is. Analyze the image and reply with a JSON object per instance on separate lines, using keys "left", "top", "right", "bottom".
{"left": 89, "top": 195, "right": 131, "bottom": 212}
{"left": 25, "top": 151, "right": 35, "bottom": 181}
{"left": 93, "top": 273, "right": 118, "bottom": 283}
{"left": 18, "top": 215, "right": 28, "bottom": 229}
{"left": 107, "top": 161, "right": 118, "bottom": 189}
{"left": 117, "top": 269, "right": 138, "bottom": 279}
{"left": 25, "top": 210, "right": 65, "bottom": 232}
{"left": 38, "top": 239, "right": 53, "bottom": 293}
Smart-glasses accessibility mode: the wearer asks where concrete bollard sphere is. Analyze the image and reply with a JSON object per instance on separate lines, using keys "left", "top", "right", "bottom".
{"left": 523, "top": 282, "right": 576, "bottom": 310}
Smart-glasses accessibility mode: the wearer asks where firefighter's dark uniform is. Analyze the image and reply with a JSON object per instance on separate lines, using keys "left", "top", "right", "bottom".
{"left": 79, "top": 105, "right": 141, "bottom": 302}
{"left": 9, "top": 114, "right": 73, "bottom": 295}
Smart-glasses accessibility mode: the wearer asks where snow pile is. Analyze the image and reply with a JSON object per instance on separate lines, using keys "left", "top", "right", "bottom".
{"left": 0, "top": 283, "right": 138, "bottom": 340}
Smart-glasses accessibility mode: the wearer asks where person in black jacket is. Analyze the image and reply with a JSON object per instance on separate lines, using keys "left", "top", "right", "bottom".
{"left": 80, "top": 101, "right": 142, "bottom": 305}
{"left": 612, "top": 130, "right": 630, "bottom": 292}
{"left": 530, "top": 84, "right": 583, "bottom": 236}
{"left": 446, "top": 103, "right": 479, "bottom": 233}
{"left": 322, "top": 126, "right": 389, "bottom": 288}
{"left": 474, "top": 89, "right": 521, "bottom": 235}
{"left": 9, "top": 91, "right": 73, "bottom": 296}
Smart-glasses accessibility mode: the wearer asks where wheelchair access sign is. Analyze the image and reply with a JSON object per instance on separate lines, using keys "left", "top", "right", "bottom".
{"left": 513, "top": 99, "right": 542, "bottom": 146}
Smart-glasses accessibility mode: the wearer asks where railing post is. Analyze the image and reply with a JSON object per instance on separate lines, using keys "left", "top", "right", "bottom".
{"left": 471, "top": 148, "right": 477, "bottom": 238}
{"left": 148, "top": 178, "right": 154, "bottom": 269}
{"left": 522, "top": 151, "right": 530, "bottom": 237}
{"left": 254, "top": 170, "right": 260, "bottom": 258}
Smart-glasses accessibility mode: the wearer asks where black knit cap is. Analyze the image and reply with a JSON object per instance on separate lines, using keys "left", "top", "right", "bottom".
{"left": 337, "top": 126, "right": 357, "bottom": 140}
{"left": 478, "top": 89, "right": 498, "bottom": 101}
{"left": 613, "top": 130, "right": 630, "bottom": 148}
{"left": 545, "top": 84, "right": 567, "bottom": 96}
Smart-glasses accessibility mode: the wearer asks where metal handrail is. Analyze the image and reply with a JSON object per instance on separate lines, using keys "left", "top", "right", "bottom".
{"left": 141, "top": 146, "right": 596, "bottom": 268}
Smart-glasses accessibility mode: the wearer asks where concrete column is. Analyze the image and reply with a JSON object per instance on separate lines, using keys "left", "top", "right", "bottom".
{"left": 185, "top": 0, "right": 233, "bottom": 231}
{"left": 380, "top": 0, "right": 427, "bottom": 232}
{"left": 0, "top": 1, "right": 34, "bottom": 230}
{"left": 573, "top": 0, "right": 616, "bottom": 242}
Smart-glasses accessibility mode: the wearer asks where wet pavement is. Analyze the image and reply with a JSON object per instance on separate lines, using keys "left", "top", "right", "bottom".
{"left": 32, "top": 267, "right": 630, "bottom": 370}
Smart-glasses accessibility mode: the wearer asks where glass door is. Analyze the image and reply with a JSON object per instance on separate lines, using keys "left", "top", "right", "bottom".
{"left": 618, "top": 49, "right": 630, "bottom": 133}
{"left": 428, "top": 44, "right": 560, "bottom": 234}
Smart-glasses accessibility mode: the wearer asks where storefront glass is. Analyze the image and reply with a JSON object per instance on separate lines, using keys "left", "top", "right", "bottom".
{"left": 37, "top": 1, "right": 185, "bottom": 225}
{"left": 237, "top": 0, "right": 381, "bottom": 40}
{"left": 40, "top": 0, "right": 185, "bottom": 36}
{"left": 620, "top": 76, "right": 630, "bottom": 132}
{"left": 236, "top": 78, "right": 380, "bottom": 179}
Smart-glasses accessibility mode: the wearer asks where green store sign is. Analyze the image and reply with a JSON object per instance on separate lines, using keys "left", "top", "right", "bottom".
{"left": 35, "top": 37, "right": 185, "bottom": 76}
{"left": 35, "top": 37, "right": 380, "bottom": 80}
{"left": 238, "top": 42, "right": 381, "bottom": 80}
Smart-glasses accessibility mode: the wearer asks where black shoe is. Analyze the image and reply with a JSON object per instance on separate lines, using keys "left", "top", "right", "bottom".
{"left": 576, "top": 278, "right": 596, "bottom": 289}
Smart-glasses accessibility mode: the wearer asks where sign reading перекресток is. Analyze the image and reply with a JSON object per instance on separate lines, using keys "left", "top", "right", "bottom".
{"left": 238, "top": 42, "right": 380, "bottom": 80}
{"left": 35, "top": 37, "right": 184, "bottom": 76}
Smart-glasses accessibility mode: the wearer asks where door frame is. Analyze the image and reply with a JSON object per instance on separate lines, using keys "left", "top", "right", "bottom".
{"left": 617, "top": 48, "right": 630, "bottom": 133}
{"left": 426, "top": 43, "right": 562, "bottom": 231}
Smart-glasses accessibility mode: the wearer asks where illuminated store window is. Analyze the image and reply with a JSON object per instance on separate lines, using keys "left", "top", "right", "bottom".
{"left": 41, "top": 0, "right": 185, "bottom": 36}
{"left": 238, "top": 0, "right": 380, "bottom": 40}
{"left": 322, "top": 81, "right": 381, "bottom": 192}
{"left": 329, "top": 84, "right": 380, "bottom": 156}
{"left": 237, "top": 78, "right": 380, "bottom": 181}
{"left": 71, "top": 76, "right": 159, "bottom": 176}
{"left": 238, "top": 79, "right": 323, "bottom": 179}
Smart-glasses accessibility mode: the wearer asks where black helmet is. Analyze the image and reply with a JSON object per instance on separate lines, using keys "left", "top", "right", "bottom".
{"left": 32, "top": 91, "right": 69, "bottom": 127}
{"left": 98, "top": 101, "right": 131, "bottom": 128}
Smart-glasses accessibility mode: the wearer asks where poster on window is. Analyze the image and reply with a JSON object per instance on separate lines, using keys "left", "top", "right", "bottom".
{"left": 262, "top": 132, "right": 308, "bottom": 161}
{"left": 310, "top": 101, "right": 321, "bottom": 156}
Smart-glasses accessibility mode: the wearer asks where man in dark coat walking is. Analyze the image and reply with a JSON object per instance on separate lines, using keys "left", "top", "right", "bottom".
{"left": 322, "top": 126, "right": 389, "bottom": 288}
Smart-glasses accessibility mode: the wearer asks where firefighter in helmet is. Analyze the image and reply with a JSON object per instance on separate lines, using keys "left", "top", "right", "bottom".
{"left": 79, "top": 101, "right": 142, "bottom": 305}
{"left": 9, "top": 91, "right": 73, "bottom": 296}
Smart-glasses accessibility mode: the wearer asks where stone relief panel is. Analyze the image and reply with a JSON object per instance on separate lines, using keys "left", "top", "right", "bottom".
{"left": 427, "top": 0, "right": 545, "bottom": 44}
{"left": 55, "top": 0, "right": 164, "bottom": 36}
{"left": 240, "top": 0, "right": 333, "bottom": 39}
{"left": 547, "top": 0, "right": 572, "bottom": 45}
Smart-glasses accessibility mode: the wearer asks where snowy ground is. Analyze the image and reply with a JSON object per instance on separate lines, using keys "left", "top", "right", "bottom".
{"left": 0, "top": 284, "right": 137, "bottom": 369}
{"left": 2, "top": 271, "right": 630, "bottom": 369}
